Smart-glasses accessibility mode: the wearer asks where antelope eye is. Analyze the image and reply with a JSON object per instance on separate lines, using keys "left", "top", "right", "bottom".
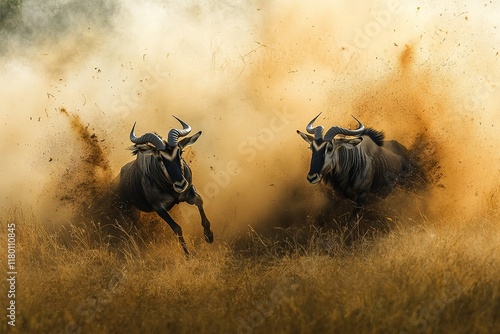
{"left": 326, "top": 146, "right": 333, "bottom": 153}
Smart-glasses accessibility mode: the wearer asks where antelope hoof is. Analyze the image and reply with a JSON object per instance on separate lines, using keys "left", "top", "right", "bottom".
{"left": 204, "top": 230, "right": 214, "bottom": 243}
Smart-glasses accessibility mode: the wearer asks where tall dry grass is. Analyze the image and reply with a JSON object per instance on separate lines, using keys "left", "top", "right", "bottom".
{"left": 1, "top": 208, "right": 500, "bottom": 333}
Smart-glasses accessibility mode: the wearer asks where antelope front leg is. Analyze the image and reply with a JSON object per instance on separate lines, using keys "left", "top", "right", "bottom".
{"left": 187, "top": 186, "right": 214, "bottom": 243}
{"left": 155, "top": 207, "right": 190, "bottom": 256}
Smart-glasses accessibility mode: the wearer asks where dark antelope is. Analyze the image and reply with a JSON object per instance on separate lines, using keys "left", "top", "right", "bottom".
{"left": 297, "top": 113, "right": 421, "bottom": 215}
{"left": 116, "top": 116, "right": 213, "bottom": 255}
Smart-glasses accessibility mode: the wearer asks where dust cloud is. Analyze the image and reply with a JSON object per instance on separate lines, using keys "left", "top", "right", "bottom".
{"left": 1, "top": 0, "right": 499, "bottom": 239}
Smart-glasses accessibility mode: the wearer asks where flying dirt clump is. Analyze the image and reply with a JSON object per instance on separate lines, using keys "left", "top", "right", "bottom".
{"left": 54, "top": 108, "right": 121, "bottom": 231}
{"left": 59, "top": 107, "right": 110, "bottom": 174}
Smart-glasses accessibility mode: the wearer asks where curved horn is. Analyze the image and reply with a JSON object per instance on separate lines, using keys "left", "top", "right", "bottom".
{"left": 167, "top": 115, "right": 192, "bottom": 147}
{"left": 306, "top": 113, "right": 324, "bottom": 140}
{"left": 130, "top": 122, "right": 166, "bottom": 150}
{"left": 323, "top": 115, "right": 365, "bottom": 141}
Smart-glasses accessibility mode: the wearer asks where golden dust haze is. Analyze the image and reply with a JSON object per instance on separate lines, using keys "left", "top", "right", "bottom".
{"left": 1, "top": 0, "right": 499, "bottom": 238}
{"left": 2, "top": 2, "right": 500, "bottom": 334}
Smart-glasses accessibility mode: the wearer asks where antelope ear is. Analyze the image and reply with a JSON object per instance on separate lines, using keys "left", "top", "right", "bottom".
{"left": 297, "top": 130, "right": 314, "bottom": 144}
{"left": 179, "top": 131, "right": 202, "bottom": 148}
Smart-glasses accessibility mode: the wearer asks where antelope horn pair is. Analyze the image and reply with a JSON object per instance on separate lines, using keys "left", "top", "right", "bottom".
{"left": 306, "top": 112, "right": 365, "bottom": 141}
{"left": 129, "top": 115, "right": 192, "bottom": 150}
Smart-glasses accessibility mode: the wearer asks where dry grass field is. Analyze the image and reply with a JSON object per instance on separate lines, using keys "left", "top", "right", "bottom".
{"left": 1, "top": 206, "right": 500, "bottom": 333}
{"left": 2, "top": 0, "right": 500, "bottom": 333}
